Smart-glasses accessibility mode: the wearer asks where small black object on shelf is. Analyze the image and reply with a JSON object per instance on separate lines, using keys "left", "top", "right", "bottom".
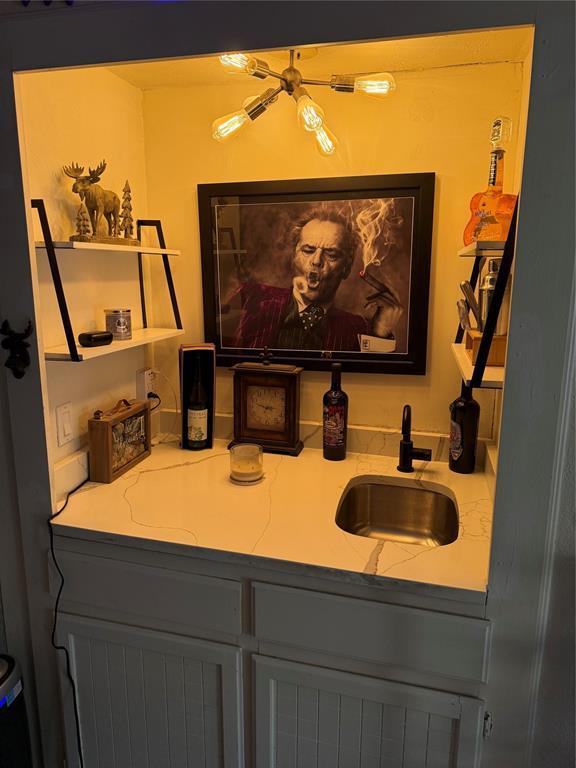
{"left": 78, "top": 331, "right": 113, "bottom": 348}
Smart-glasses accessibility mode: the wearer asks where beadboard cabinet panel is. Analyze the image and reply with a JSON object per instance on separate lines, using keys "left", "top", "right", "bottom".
{"left": 58, "top": 615, "right": 244, "bottom": 768}
{"left": 55, "top": 550, "right": 242, "bottom": 636}
{"left": 254, "top": 656, "right": 484, "bottom": 768}
{"left": 253, "top": 582, "right": 490, "bottom": 683}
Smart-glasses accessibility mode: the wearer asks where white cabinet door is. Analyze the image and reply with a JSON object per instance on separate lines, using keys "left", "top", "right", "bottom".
{"left": 58, "top": 615, "right": 244, "bottom": 768}
{"left": 254, "top": 656, "right": 484, "bottom": 768}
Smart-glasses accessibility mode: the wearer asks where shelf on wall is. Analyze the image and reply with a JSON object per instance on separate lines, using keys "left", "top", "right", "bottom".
{"left": 45, "top": 328, "right": 185, "bottom": 362}
{"left": 36, "top": 240, "right": 181, "bottom": 257}
{"left": 458, "top": 241, "right": 505, "bottom": 258}
{"left": 451, "top": 343, "right": 504, "bottom": 389}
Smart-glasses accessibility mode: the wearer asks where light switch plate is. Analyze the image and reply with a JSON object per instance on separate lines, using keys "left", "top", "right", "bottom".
{"left": 55, "top": 402, "right": 73, "bottom": 447}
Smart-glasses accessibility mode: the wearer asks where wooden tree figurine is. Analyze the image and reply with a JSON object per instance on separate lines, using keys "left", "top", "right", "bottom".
{"left": 70, "top": 202, "right": 91, "bottom": 242}
{"left": 119, "top": 180, "right": 140, "bottom": 245}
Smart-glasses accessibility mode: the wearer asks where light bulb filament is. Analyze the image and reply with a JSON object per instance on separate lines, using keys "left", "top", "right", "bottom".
{"left": 301, "top": 104, "right": 323, "bottom": 131}
{"left": 212, "top": 112, "right": 248, "bottom": 141}
{"left": 356, "top": 80, "right": 391, "bottom": 95}
{"left": 219, "top": 53, "right": 250, "bottom": 71}
{"left": 314, "top": 127, "right": 336, "bottom": 155}
{"left": 353, "top": 72, "right": 396, "bottom": 100}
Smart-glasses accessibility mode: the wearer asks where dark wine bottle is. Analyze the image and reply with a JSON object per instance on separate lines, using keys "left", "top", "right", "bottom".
{"left": 449, "top": 383, "right": 480, "bottom": 473}
{"left": 323, "top": 363, "right": 348, "bottom": 461}
{"left": 187, "top": 357, "right": 208, "bottom": 450}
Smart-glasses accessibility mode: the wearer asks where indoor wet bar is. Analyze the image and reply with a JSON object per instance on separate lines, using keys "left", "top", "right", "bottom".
{"left": 0, "top": 3, "right": 572, "bottom": 768}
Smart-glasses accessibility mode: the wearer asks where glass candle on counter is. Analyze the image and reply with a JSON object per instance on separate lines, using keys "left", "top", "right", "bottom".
{"left": 229, "top": 443, "right": 263, "bottom": 484}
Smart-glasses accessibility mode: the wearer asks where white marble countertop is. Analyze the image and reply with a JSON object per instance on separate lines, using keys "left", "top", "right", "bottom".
{"left": 52, "top": 439, "right": 493, "bottom": 600}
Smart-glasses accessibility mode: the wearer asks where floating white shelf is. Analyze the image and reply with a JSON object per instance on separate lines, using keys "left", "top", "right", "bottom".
{"left": 451, "top": 343, "right": 504, "bottom": 389}
{"left": 36, "top": 240, "right": 181, "bottom": 257}
{"left": 458, "top": 241, "right": 505, "bottom": 258}
{"left": 45, "top": 328, "right": 184, "bottom": 362}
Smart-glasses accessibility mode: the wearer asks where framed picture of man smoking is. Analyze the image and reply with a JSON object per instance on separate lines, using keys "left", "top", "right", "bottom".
{"left": 199, "top": 173, "right": 434, "bottom": 374}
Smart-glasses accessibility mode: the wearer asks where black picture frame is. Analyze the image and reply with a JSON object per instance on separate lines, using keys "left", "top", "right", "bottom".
{"left": 199, "top": 173, "right": 435, "bottom": 374}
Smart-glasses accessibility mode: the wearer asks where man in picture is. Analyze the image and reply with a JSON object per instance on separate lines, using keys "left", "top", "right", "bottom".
{"left": 231, "top": 208, "right": 403, "bottom": 352}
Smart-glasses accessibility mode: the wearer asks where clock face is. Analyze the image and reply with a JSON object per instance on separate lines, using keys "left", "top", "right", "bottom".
{"left": 246, "top": 386, "right": 286, "bottom": 431}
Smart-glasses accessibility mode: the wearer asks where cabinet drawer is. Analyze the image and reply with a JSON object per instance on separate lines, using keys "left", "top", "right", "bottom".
{"left": 253, "top": 583, "right": 490, "bottom": 683}
{"left": 57, "top": 551, "right": 242, "bottom": 636}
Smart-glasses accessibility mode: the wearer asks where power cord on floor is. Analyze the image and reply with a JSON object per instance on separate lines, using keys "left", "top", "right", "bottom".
{"left": 49, "top": 478, "right": 88, "bottom": 768}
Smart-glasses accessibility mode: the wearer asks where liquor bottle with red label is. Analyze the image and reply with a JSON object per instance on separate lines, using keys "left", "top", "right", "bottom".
{"left": 323, "top": 363, "right": 348, "bottom": 461}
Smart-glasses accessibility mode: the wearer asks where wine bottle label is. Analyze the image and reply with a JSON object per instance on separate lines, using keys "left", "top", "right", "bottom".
{"left": 188, "top": 408, "right": 208, "bottom": 442}
{"left": 450, "top": 419, "right": 463, "bottom": 461}
{"left": 323, "top": 405, "right": 346, "bottom": 446}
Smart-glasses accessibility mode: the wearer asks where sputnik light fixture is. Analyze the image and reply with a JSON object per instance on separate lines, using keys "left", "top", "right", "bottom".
{"left": 212, "top": 49, "right": 396, "bottom": 155}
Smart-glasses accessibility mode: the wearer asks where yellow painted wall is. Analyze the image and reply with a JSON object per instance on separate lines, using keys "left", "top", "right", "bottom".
{"left": 16, "top": 68, "right": 150, "bottom": 463}
{"left": 143, "top": 60, "right": 527, "bottom": 435}
{"left": 15, "top": 53, "right": 529, "bottom": 467}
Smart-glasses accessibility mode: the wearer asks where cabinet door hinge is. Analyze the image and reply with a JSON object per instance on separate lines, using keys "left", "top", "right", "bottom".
{"left": 483, "top": 711, "right": 494, "bottom": 739}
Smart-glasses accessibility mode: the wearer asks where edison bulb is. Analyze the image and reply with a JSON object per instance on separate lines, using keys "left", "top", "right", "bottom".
{"left": 297, "top": 95, "right": 324, "bottom": 132}
{"left": 314, "top": 125, "right": 338, "bottom": 156}
{"left": 219, "top": 53, "right": 256, "bottom": 74}
{"left": 354, "top": 72, "right": 396, "bottom": 99}
{"left": 212, "top": 110, "right": 249, "bottom": 142}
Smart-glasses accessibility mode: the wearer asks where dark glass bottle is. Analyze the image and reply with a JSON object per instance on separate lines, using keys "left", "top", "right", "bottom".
{"left": 323, "top": 363, "right": 348, "bottom": 461}
{"left": 449, "top": 383, "right": 480, "bottom": 473}
{"left": 187, "top": 358, "right": 208, "bottom": 450}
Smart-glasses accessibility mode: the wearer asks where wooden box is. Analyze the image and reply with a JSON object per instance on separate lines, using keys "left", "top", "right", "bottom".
{"left": 88, "top": 399, "right": 151, "bottom": 483}
{"left": 464, "top": 329, "right": 507, "bottom": 366}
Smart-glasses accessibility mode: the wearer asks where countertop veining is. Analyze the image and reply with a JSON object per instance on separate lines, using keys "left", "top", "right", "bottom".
{"left": 52, "top": 439, "right": 493, "bottom": 600}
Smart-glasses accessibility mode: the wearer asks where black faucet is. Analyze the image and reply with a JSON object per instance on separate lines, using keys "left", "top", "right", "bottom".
{"left": 397, "top": 404, "right": 432, "bottom": 472}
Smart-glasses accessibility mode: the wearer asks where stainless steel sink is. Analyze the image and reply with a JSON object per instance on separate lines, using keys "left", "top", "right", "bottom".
{"left": 336, "top": 476, "right": 458, "bottom": 547}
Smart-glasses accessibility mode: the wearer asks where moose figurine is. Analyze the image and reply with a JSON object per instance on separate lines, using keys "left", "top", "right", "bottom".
{"left": 63, "top": 160, "right": 121, "bottom": 241}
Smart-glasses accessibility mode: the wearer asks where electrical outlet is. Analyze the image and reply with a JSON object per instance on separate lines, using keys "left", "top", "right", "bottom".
{"left": 55, "top": 402, "right": 74, "bottom": 447}
{"left": 136, "top": 368, "right": 156, "bottom": 401}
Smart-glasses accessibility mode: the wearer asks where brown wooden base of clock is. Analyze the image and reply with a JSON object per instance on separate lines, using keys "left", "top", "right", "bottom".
{"left": 228, "top": 439, "right": 303, "bottom": 457}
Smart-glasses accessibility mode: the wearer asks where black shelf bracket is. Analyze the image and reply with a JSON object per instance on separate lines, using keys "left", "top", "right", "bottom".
{"left": 470, "top": 202, "right": 518, "bottom": 388}
{"left": 453, "top": 201, "right": 518, "bottom": 388}
{"left": 136, "top": 220, "right": 183, "bottom": 331}
{"left": 31, "top": 199, "right": 80, "bottom": 361}
{"left": 31, "top": 201, "right": 182, "bottom": 362}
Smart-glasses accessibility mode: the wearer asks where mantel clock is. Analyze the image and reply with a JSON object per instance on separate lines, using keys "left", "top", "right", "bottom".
{"left": 230, "top": 361, "right": 303, "bottom": 456}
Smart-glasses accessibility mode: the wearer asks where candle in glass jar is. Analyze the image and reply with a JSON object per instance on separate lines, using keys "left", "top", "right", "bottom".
{"left": 229, "top": 444, "right": 263, "bottom": 483}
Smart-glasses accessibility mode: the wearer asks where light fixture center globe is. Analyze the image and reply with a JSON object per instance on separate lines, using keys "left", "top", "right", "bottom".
{"left": 281, "top": 66, "right": 302, "bottom": 93}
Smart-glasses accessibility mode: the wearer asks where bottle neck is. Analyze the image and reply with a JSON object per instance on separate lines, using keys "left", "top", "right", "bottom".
{"left": 487, "top": 149, "right": 505, "bottom": 193}
{"left": 461, "top": 382, "right": 473, "bottom": 399}
{"left": 331, "top": 369, "right": 341, "bottom": 391}
{"left": 191, "top": 360, "right": 205, "bottom": 399}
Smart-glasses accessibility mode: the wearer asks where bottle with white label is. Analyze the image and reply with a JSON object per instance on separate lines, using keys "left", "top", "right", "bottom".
{"left": 187, "top": 358, "right": 208, "bottom": 450}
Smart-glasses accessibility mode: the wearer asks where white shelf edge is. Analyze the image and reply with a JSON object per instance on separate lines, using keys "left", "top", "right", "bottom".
{"left": 450, "top": 343, "right": 504, "bottom": 389}
{"left": 36, "top": 240, "right": 181, "bottom": 257}
{"left": 458, "top": 241, "right": 505, "bottom": 258}
{"left": 45, "top": 328, "right": 185, "bottom": 362}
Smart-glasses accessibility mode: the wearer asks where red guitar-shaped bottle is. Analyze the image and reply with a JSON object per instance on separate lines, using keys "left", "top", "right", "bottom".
{"left": 463, "top": 117, "right": 517, "bottom": 245}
